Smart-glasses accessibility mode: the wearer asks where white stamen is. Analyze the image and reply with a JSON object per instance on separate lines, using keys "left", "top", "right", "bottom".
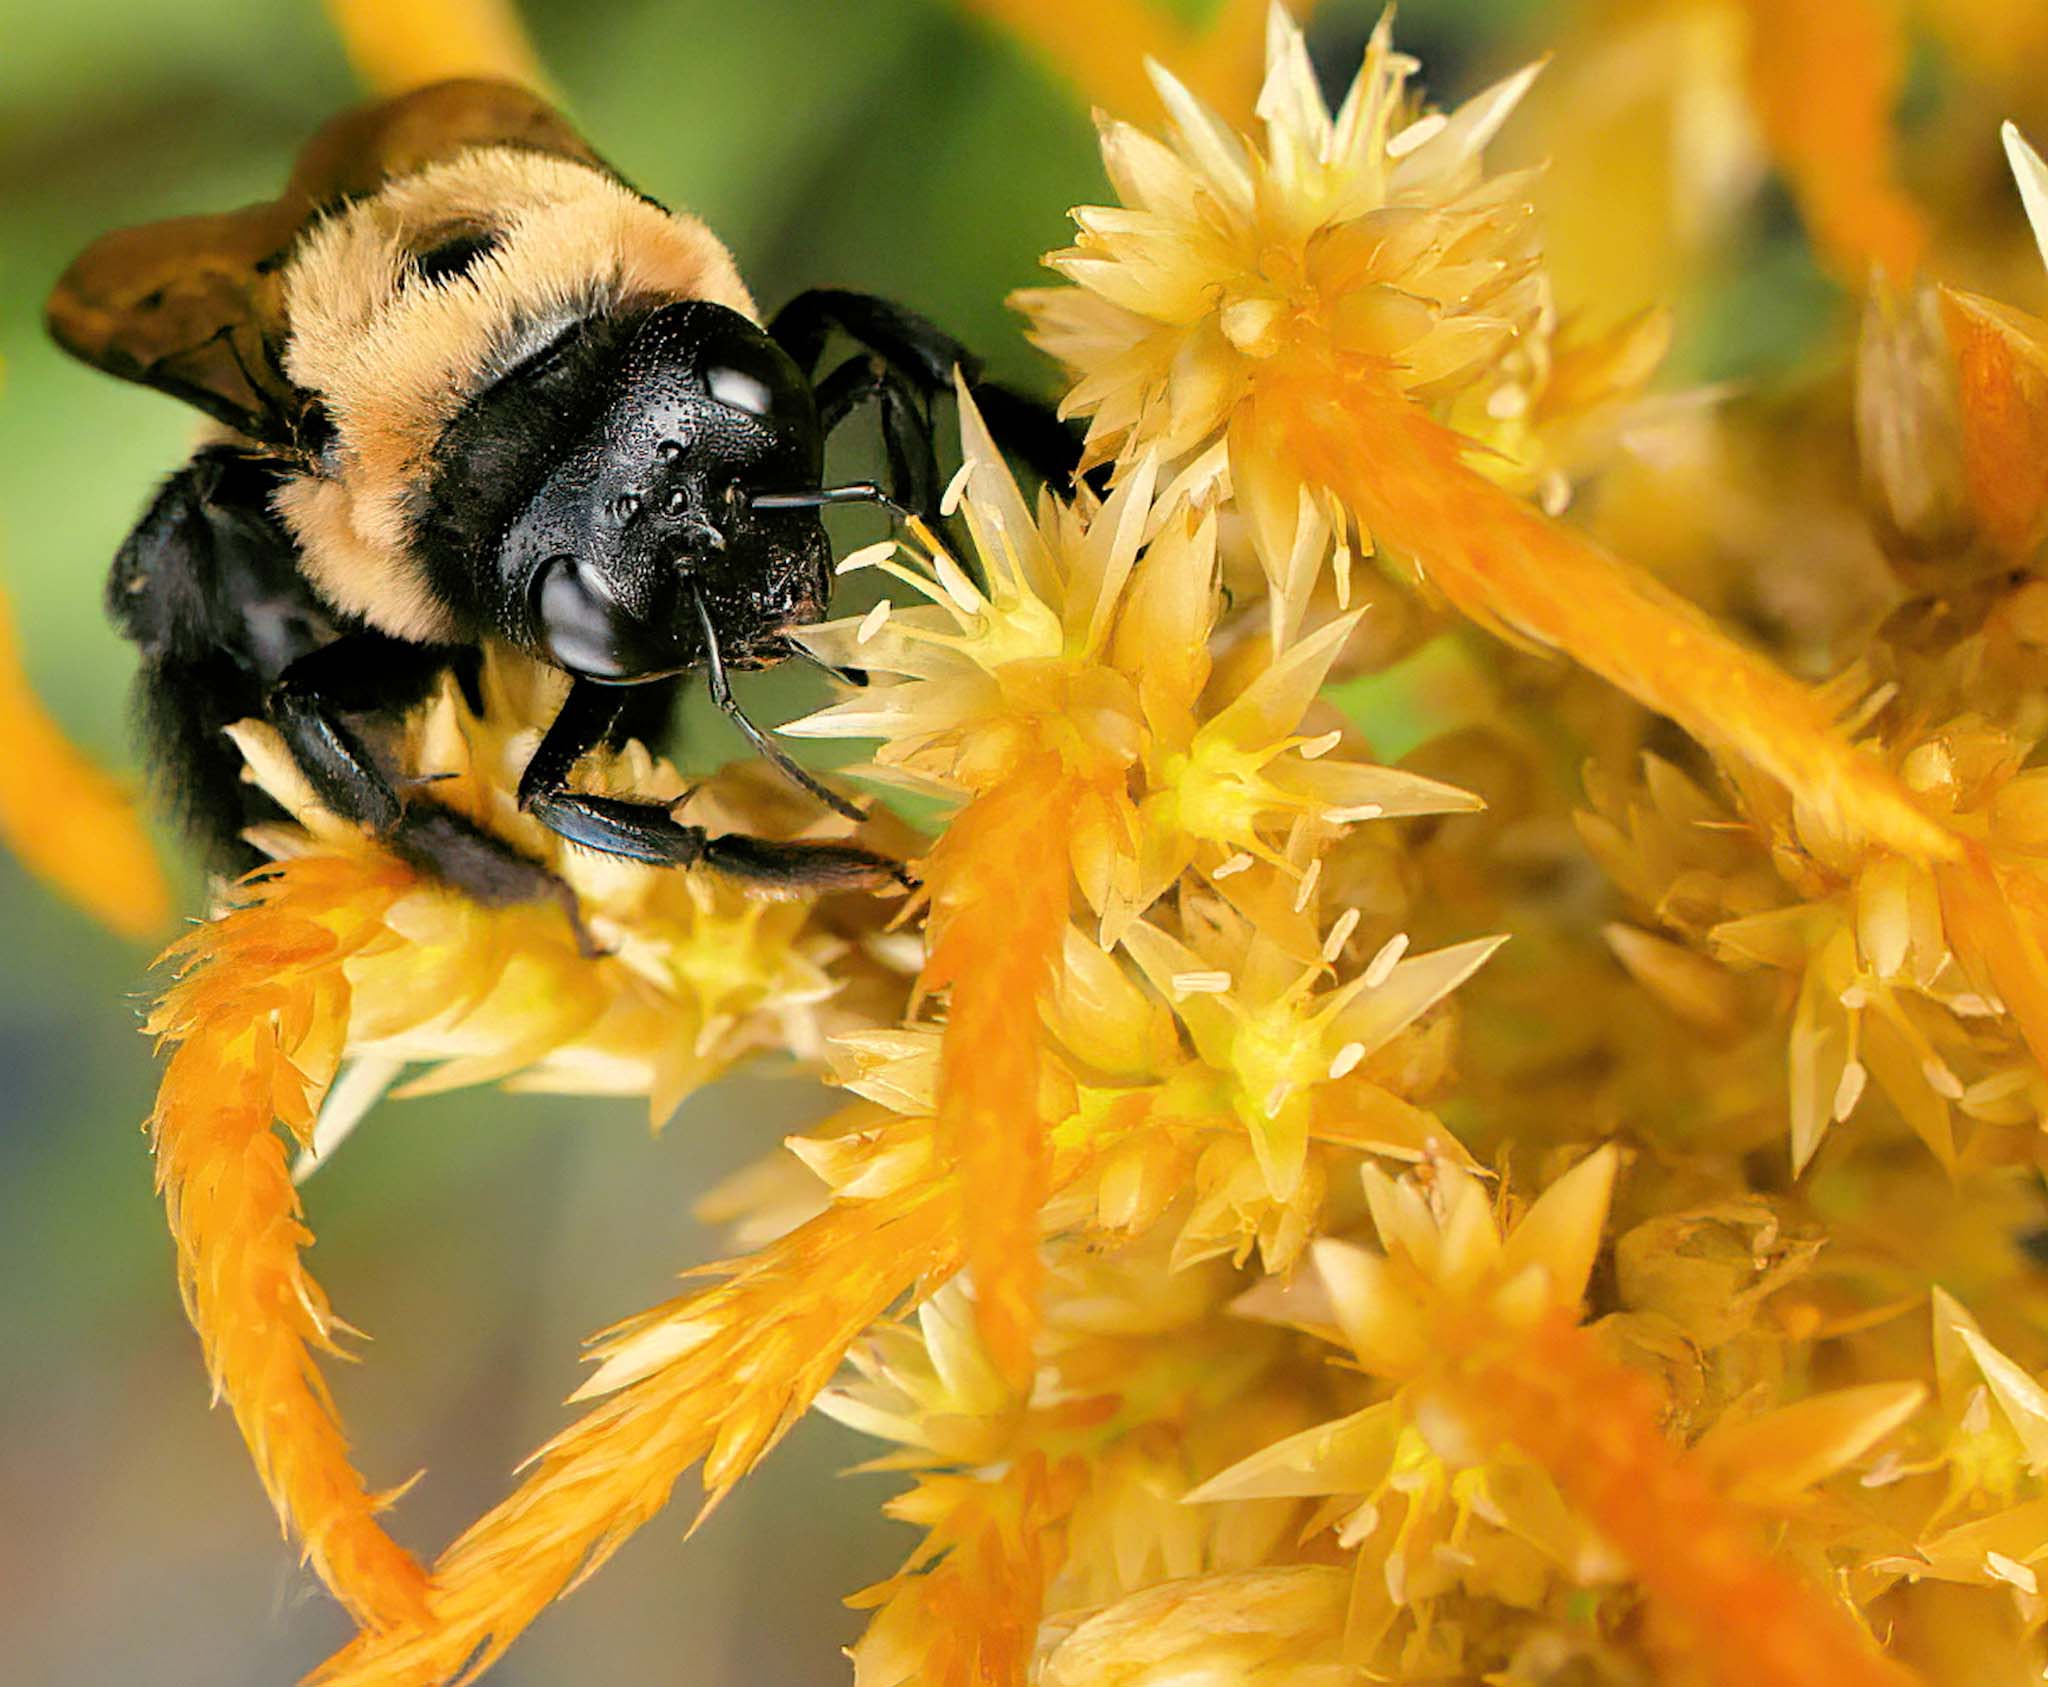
{"left": 855, "top": 598, "right": 893, "bottom": 646}
{"left": 1364, "top": 932, "right": 1411, "bottom": 988}
{"left": 1485, "top": 382, "right": 1530, "bottom": 420}
{"left": 1293, "top": 858, "right": 1323, "bottom": 912}
{"left": 939, "top": 458, "right": 976, "bottom": 517}
{"left": 1322, "top": 908, "right": 1361, "bottom": 962}
{"left": 1386, "top": 112, "right": 1448, "bottom": 158}
{"left": 1922, "top": 1057, "right": 1965, "bottom": 1100}
{"left": 1170, "top": 970, "right": 1232, "bottom": 998}
{"left": 1987, "top": 1551, "right": 2039, "bottom": 1596}
{"left": 1539, "top": 471, "right": 1572, "bottom": 517}
{"left": 1299, "top": 729, "right": 1342, "bottom": 761}
{"left": 1263, "top": 1080, "right": 1293, "bottom": 1119}
{"left": 1838, "top": 983, "right": 1870, "bottom": 1011}
{"left": 1947, "top": 993, "right": 2001, "bottom": 1018}
{"left": 1832, "top": 1060, "right": 1868, "bottom": 1122}
{"left": 933, "top": 548, "right": 985, "bottom": 615}
{"left": 1326, "top": 803, "right": 1386, "bottom": 823}
{"left": 1328, "top": 1041, "right": 1367, "bottom": 1080}
{"left": 836, "top": 540, "right": 897, "bottom": 576}
{"left": 1212, "top": 852, "right": 1256, "bottom": 880}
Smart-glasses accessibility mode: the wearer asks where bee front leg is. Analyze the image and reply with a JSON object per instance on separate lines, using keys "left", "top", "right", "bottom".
{"left": 519, "top": 677, "right": 909, "bottom": 892}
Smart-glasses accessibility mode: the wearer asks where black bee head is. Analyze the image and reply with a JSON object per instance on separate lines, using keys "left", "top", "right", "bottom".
{"left": 417, "top": 300, "right": 832, "bottom": 682}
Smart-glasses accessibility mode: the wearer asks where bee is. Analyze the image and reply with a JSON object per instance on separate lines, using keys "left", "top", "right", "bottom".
{"left": 47, "top": 80, "right": 1072, "bottom": 912}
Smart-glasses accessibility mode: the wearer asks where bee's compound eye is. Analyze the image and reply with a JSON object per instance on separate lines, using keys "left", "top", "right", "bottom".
{"left": 698, "top": 322, "right": 811, "bottom": 422}
{"left": 530, "top": 555, "right": 643, "bottom": 680}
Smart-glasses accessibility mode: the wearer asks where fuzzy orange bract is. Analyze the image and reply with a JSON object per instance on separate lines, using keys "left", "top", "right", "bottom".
{"left": 311, "top": 1179, "right": 959, "bottom": 1687}
{"left": 920, "top": 758, "right": 1081, "bottom": 1390}
{"left": 849, "top": 1455, "right": 1080, "bottom": 1687}
{"left": 146, "top": 856, "right": 428, "bottom": 1631}
{"left": 1445, "top": 1307, "right": 1919, "bottom": 1687}
{"left": 1249, "top": 346, "right": 1958, "bottom": 866}
{"left": 1940, "top": 285, "right": 2048, "bottom": 562}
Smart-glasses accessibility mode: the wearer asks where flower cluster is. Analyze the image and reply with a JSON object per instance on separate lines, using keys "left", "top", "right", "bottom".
{"left": 91, "top": 7, "right": 2048, "bottom": 1687}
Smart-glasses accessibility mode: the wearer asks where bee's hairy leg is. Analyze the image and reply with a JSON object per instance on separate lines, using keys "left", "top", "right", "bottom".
{"left": 268, "top": 632, "right": 595, "bottom": 950}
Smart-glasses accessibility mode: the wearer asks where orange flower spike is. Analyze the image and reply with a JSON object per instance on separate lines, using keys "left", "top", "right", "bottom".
{"left": 920, "top": 757, "right": 1079, "bottom": 1392}
{"left": 146, "top": 857, "right": 429, "bottom": 1632}
{"left": 311, "top": 1180, "right": 959, "bottom": 1687}
{"left": 1250, "top": 357, "right": 1957, "bottom": 866}
{"left": 1940, "top": 285, "right": 2048, "bottom": 561}
{"left": 1735, "top": 0, "right": 1927, "bottom": 284}
{"left": 1443, "top": 1307, "right": 1920, "bottom": 1687}
{"left": 0, "top": 583, "right": 170, "bottom": 940}
{"left": 850, "top": 1456, "right": 1081, "bottom": 1687}
{"left": 325, "top": 0, "right": 544, "bottom": 94}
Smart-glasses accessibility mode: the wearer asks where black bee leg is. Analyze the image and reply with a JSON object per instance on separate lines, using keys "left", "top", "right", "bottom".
{"left": 520, "top": 675, "right": 909, "bottom": 892}
{"left": 768, "top": 288, "right": 1083, "bottom": 489}
{"left": 268, "top": 634, "right": 592, "bottom": 945}
{"left": 812, "top": 353, "right": 943, "bottom": 525}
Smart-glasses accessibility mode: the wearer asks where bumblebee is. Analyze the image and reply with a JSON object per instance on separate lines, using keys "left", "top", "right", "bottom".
{"left": 48, "top": 80, "right": 1070, "bottom": 908}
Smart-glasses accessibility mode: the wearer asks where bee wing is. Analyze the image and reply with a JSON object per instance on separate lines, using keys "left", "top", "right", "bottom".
{"left": 286, "top": 78, "right": 608, "bottom": 203}
{"left": 45, "top": 200, "right": 303, "bottom": 444}
{"left": 46, "top": 80, "right": 607, "bottom": 447}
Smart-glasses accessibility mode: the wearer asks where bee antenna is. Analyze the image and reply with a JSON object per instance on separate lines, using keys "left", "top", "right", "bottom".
{"left": 689, "top": 587, "right": 869, "bottom": 824}
{"left": 749, "top": 482, "right": 911, "bottom": 521}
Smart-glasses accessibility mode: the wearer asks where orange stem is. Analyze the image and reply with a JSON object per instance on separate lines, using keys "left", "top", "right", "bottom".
{"left": 1253, "top": 352, "right": 1957, "bottom": 867}
{"left": 1446, "top": 1308, "right": 1920, "bottom": 1687}
{"left": 147, "top": 858, "right": 429, "bottom": 1632}
{"left": 920, "top": 758, "right": 1078, "bottom": 1392}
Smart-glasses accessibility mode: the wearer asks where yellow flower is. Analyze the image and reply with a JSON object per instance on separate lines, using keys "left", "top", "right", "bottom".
{"left": 1190, "top": 1151, "right": 1622, "bottom": 1670}
{"left": 1580, "top": 718, "right": 2048, "bottom": 1171}
{"left": 1120, "top": 895, "right": 1502, "bottom": 1203}
{"left": 1016, "top": 7, "right": 1547, "bottom": 638}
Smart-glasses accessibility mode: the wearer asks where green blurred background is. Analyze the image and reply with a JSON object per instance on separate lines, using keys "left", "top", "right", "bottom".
{"left": 0, "top": 0, "right": 1900, "bottom": 1680}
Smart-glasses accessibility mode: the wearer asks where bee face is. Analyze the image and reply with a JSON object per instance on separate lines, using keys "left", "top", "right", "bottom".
{"left": 413, "top": 298, "right": 832, "bottom": 682}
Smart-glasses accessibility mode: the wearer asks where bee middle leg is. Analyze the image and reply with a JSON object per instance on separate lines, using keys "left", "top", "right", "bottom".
{"left": 268, "top": 632, "right": 593, "bottom": 942}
